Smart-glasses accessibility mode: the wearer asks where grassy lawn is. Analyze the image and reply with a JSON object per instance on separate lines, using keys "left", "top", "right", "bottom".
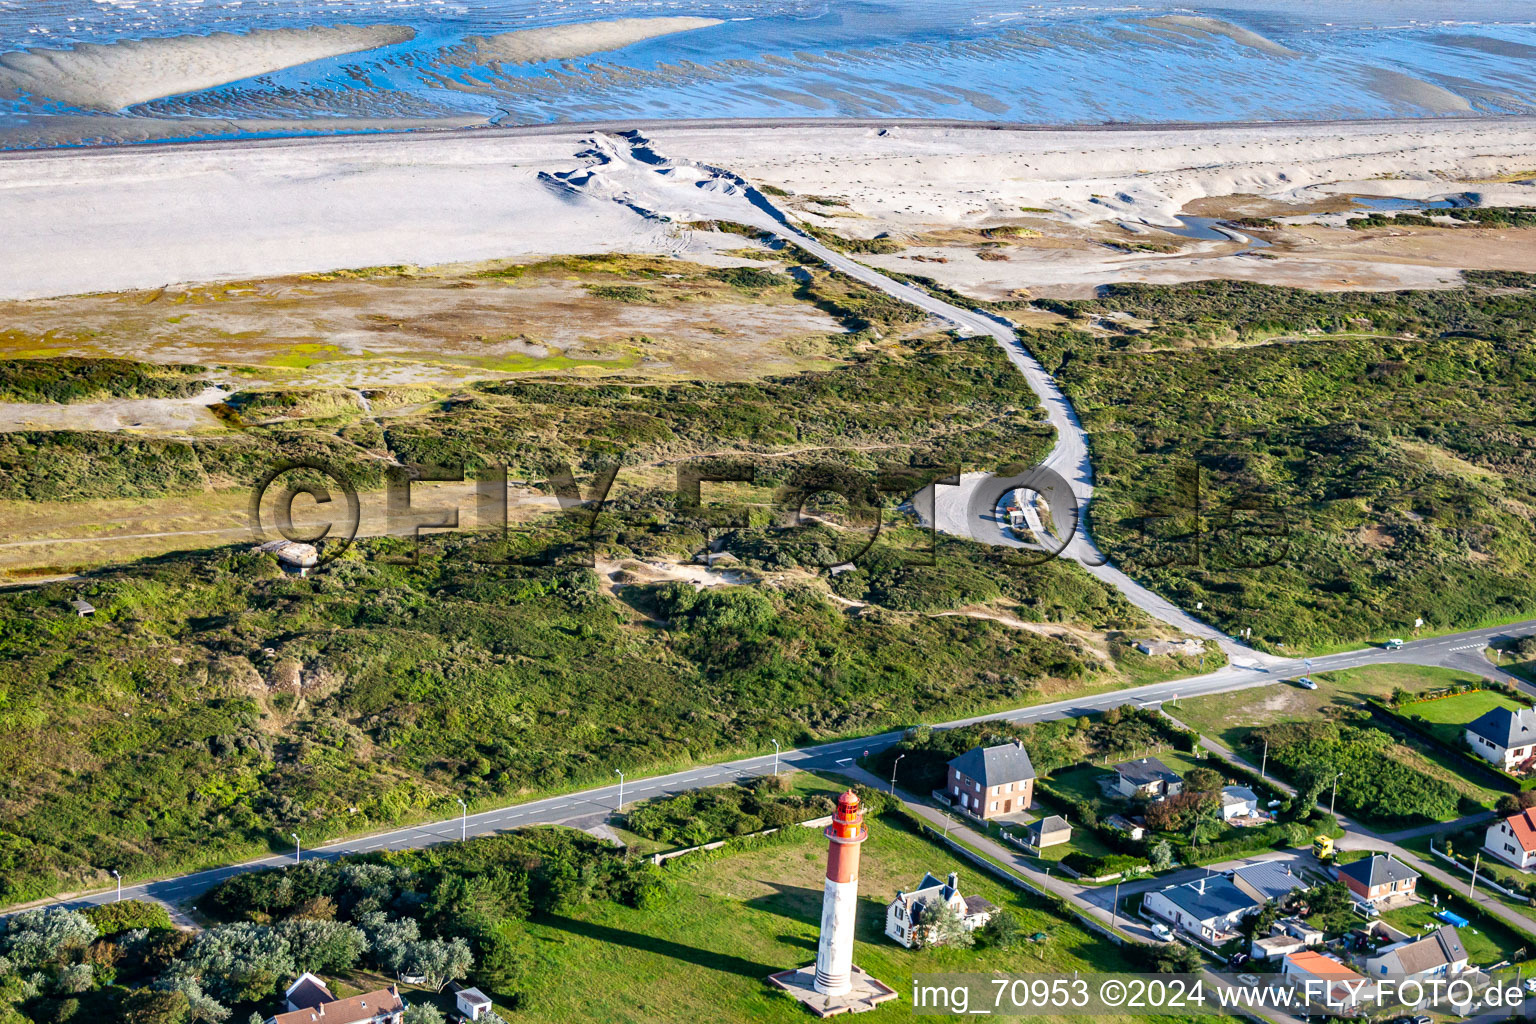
{"left": 1405, "top": 690, "right": 1528, "bottom": 747}
{"left": 1380, "top": 898, "right": 1526, "bottom": 968}
{"left": 1175, "top": 667, "right": 1481, "bottom": 751}
{"left": 478, "top": 810, "right": 1212, "bottom": 1023}
{"left": 1047, "top": 765, "right": 1116, "bottom": 805}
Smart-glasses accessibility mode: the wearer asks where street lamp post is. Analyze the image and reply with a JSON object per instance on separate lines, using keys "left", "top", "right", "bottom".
{"left": 291, "top": 832, "right": 301, "bottom": 863}
{"left": 457, "top": 797, "right": 467, "bottom": 842}
{"left": 1111, "top": 879, "right": 1121, "bottom": 930}
{"left": 1329, "top": 771, "right": 1343, "bottom": 816}
{"left": 615, "top": 769, "right": 626, "bottom": 812}
{"left": 1260, "top": 740, "right": 1268, "bottom": 781}
{"left": 111, "top": 869, "right": 121, "bottom": 904}
{"left": 890, "top": 754, "right": 906, "bottom": 795}
{"left": 771, "top": 739, "right": 780, "bottom": 777}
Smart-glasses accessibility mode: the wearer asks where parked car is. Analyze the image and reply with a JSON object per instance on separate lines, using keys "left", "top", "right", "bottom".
{"left": 1524, "top": 978, "right": 1536, "bottom": 995}
{"left": 1296, "top": 676, "right": 1318, "bottom": 689}
{"left": 1151, "top": 923, "right": 1174, "bottom": 941}
{"left": 1385, "top": 638, "right": 1404, "bottom": 650}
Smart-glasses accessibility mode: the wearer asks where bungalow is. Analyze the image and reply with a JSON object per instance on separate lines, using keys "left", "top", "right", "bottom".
{"left": 1337, "top": 855, "right": 1419, "bottom": 907}
{"left": 1465, "top": 705, "right": 1536, "bottom": 771}
{"left": 1365, "top": 924, "right": 1469, "bottom": 980}
{"left": 946, "top": 739, "right": 1035, "bottom": 819}
{"left": 1485, "top": 808, "right": 1536, "bottom": 871}
{"left": 1142, "top": 875, "right": 1258, "bottom": 943}
{"left": 1283, "top": 950, "right": 1370, "bottom": 1010}
{"left": 269, "top": 979, "right": 405, "bottom": 1024}
{"left": 1251, "top": 918, "right": 1325, "bottom": 960}
{"left": 1112, "top": 756, "right": 1183, "bottom": 799}
{"left": 1219, "top": 786, "right": 1260, "bottom": 822}
{"left": 1230, "top": 860, "right": 1309, "bottom": 906}
{"left": 885, "top": 872, "right": 996, "bottom": 948}
{"left": 1027, "top": 815, "right": 1072, "bottom": 850}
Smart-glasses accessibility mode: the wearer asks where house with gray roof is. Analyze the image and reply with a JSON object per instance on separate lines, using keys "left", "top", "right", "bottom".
{"left": 946, "top": 739, "right": 1035, "bottom": 820}
{"left": 1026, "top": 815, "right": 1072, "bottom": 850}
{"left": 1220, "top": 785, "right": 1261, "bottom": 821}
{"left": 1141, "top": 875, "right": 1259, "bottom": 943}
{"left": 885, "top": 871, "right": 996, "bottom": 948}
{"left": 1365, "top": 924, "right": 1469, "bottom": 980}
{"left": 1337, "top": 855, "right": 1419, "bottom": 907}
{"left": 1465, "top": 705, "right": 1536, "bottom": 772}
{"left": 1230, "top": 860, "right": 1309, "bottom": 905}
{"left": 1112, "top": 756, "right": 1183, "bottom": 798}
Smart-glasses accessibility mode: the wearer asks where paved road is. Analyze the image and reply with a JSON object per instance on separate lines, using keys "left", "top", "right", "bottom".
{"left": 14, "top": 131, "right": 1536, "bottom": 940}
{"left": 17, "top": 617, "right": 1534, "bottom": 919}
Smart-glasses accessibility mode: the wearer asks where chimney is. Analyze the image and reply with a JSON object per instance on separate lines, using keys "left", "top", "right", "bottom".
{"left": 947, "top": 872, "right": 959, "bottom": 890}
{"left": 1014, "top": 738, "right": 1023, "bottom": 749}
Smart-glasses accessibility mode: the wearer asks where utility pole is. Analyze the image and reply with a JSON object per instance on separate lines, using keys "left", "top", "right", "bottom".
{"left": 1111, "top": 879, "right": 1122, "bottom": 930}
{"left": 457, "top": 797, "right": 467, "bottom": 842}
{"left": 1470, "top": 852, "right": 1481, "bottom": 897}
{"left": 614, "top": 769, "right": 626, "bottom": 812}
{"left": 1329, "top": 771, "right": 1343, "bottom": 816}
{"left": 771, "top": 739, "right": 780, "bottom": 776}
{"left": 291, "top": 832, "right": 301, "bottom": 863}
{"left": 1260, "top": 740, "right": 1268, "bottom": 781}
{"left": 890, "top": 754, "right": 906, "bottom": 795}
{"left": 111, "top": 869, "right": 121, "bottom": 904}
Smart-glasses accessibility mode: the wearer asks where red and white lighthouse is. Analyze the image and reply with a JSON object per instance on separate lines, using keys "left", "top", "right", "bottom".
{"left": 814, "top": 790, "right": 868, "bottom": 996}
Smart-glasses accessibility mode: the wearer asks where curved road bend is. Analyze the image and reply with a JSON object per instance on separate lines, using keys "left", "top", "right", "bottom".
{"left": 561, "top": 131, "right": 1255, "bottom": 662}
{"left": 14, "top": 616, "right": 1534, "bottom": 919}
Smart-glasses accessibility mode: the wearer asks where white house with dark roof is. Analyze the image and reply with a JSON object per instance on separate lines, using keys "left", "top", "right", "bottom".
{"left": 946, "top": 739, "right": 1035, "bottom": 820}
{"left": 1365, "top": 924, "right": 1469, "bottom": 980}
{"left": 1112, "top": 756, "right": 1183, "bottom": 799}
{"left": 1465, "top": 705, "right": 1536, "bottom": 771}
{"left": 1142, "top": 875, "right": 1259, "bottom": 942}
{"left": 885, "top": 871, "right": 996, "bottom": 948}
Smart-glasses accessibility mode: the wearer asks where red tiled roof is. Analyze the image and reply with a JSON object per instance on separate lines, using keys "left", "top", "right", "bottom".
{"left": 1505, "top": 808, "right": 1536, "bottom": 852}
{"left": 270, "top": 986, "right": 403, "bottom": 1024}
{"left": 1287, "top": 950, "right": 1363, "bottom": 983}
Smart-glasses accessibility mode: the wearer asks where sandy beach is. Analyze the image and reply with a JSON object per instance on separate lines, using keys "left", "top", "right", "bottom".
{"left": 2, "top": 116, "right": 1535, "bottom": 301}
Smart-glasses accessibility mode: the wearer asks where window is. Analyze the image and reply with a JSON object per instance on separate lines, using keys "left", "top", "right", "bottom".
{"left": 990, "top": 801, "right": 999, "bottom": 811}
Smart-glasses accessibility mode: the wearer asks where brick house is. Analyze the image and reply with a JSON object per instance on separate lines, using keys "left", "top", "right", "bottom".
{"left": 1336, "top": 855, "right": 1419, "bottom": 907}
{"left": 945, "top": 739, "right": 1035, "bottom": 820}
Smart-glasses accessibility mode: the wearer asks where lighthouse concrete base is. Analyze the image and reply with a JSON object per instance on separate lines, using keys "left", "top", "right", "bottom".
{"left": 768, "top": 964, "right": 898, "bottom": 1017}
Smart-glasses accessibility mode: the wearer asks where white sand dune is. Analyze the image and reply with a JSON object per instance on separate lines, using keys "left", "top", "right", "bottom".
{"left": 454, "top": 16, "right": 723, "bottom": 66}
{"left": 2, "top": 118, "right": 1535, "bottom": 301}
{"left": 0, "top": 25, "right": 416, "bottom": 111}
{"left": 1141, "top": 15, "right": 1298, "bottom": 58}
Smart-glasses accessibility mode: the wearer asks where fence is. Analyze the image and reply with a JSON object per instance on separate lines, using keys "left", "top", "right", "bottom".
{"left": 1427, "top": 839, "right": 1532, "bottom": 903}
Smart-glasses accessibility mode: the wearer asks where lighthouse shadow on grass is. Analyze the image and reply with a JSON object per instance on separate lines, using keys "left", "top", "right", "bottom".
{"left": 746, "top": 881, "right": 891, "bottom": 944}
{"left": 539, "top": 914, "right": 781, "bottom": 979}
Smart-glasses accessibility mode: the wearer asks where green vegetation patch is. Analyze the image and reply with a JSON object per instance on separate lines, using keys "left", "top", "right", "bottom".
{"left": 0, "top": 530, "right": 1143, "bottom": 904}
{"left": 1022, "top": 277, "right": 1536, "bottom": 650}
{"left": 0, "top": 357, "right": 206, "bottom": 404}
